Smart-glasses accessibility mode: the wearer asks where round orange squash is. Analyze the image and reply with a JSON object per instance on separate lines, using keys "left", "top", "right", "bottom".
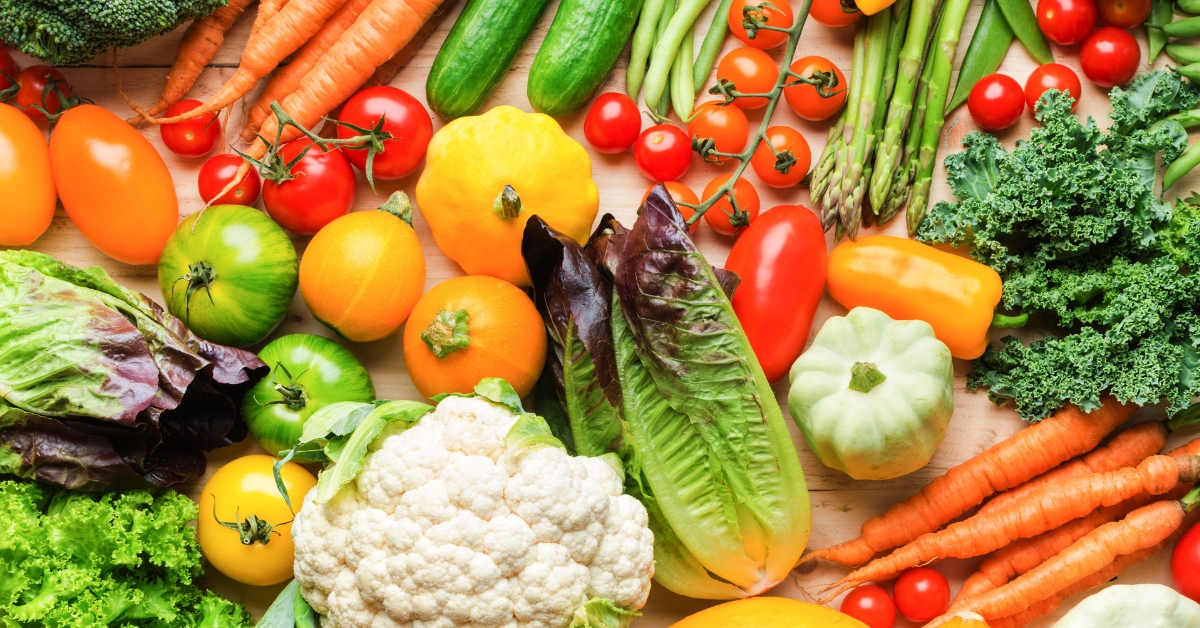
{"left": 671, "top": 598, "right": 869, "bottom": 628}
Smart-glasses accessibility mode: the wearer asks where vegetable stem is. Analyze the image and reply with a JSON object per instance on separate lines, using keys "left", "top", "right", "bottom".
{"left": 848, "top": 362, "right": 888, "bottom": 392}
{"left": 838, "top": 11, "right": 894, "bottom": 239}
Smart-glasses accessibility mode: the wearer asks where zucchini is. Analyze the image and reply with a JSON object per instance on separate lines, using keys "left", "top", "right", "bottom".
{"left": 426, "top": 0, "right": 553, "bottom": 120}
{"left": 528, "top": 0, "right": 644, "bottom": 117}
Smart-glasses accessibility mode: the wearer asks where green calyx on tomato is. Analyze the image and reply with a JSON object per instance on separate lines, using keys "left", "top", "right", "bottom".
{"left": 211, "top": 499, "right": 292, "bottom": 546}
{"left": 421, "top": 309, "right": 471, "bottom": 358}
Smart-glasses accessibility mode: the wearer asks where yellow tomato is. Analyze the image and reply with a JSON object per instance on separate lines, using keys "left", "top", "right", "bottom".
{"left": 197, "top": 455, "right": 316, "bottom": 586}
{"left": 671, "top": 598, "right": 869, "bottom": 628}
{"left": 0, "top": 103, "right": 55, "bottom": 246}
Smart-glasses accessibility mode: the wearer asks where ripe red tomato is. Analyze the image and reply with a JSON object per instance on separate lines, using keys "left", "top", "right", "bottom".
{"left": 894, "top": 568, "right": 950, "bottom": 622}
{"left": 716, "top": 47, "right": 778, "bottom": 110}
{"left": 634, "top": 123, "right": 692, "bottom": 182}
{"left": 1037, "top": 0, "right": 1098, "bottom": 45}
{"left": 643, "top": 181, "right": 700, "bottom": 233}
{"left": 262, "top": 139, "right": 356, "bottom": 235}
{"left": 14, "top": 66, "right": 71, "bottom": 120}
{"left": 584, "top": 92, "right": 642, "bottom": 154}
{"left": 337, "top": 86, "right": 432, "bottom": 180}
{"left": 728, "top": 0, "right": 794, "bottom": 49}
{"left": 1099, "top": 0, "right": 1150, "bottom": 26}
{"left": 968, "top": 74, "right": 1025, "bottom": 131}
{"left": 785, "top": 56, "right": 848, "bottom": 121}
{"left": 751, "top": 126, "right": 811, "bottom": 188}
{"left": 811, "top": 0, "right": 863, "bottom": 27}
{"left": 1025, "top": 63, "right": 1082, "bottom": 111}
{"left": 0, "top": 49, "right": 17, "bottom": 95}
{"left": 702, "top": 175, "right": 761, "bottom": 236}
{"left": 160, "top": 99, "right": 220, "bottom": 157}
{"left": 688, "top": 101, "right": 749, "bottom": 162}
{"left": 839, "top": 584, "right": 897, "bottom": 628}
{"left": 1080, "top": 27, "right": 1139, "bottom": 88}
{"left": 198, "top": 154, "right": 262, "bottom": 206}
{"left": 1173, "top": 522, "right": 1200, "bottom": 602}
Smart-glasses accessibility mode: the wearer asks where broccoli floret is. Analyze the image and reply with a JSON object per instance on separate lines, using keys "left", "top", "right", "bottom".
{"left": 0, "top": 0, "right": 228, "bottom": 66}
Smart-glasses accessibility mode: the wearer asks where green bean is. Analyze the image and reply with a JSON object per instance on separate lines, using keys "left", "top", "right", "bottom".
{"left": 997, "top": 0, "right": 1052, "bottom": 64}
{"left": 1170, "top": 108, "right": 1200, "bottom": 128}
{"left": 1164, "top": 140, "right": 1200, "bottom": 192}
{"left": 1163, "top": 15, "right": 1200, "bottom": 37}
{"left": 1179, "top": 61, "right": 1200, "bottom": 83}
{"left": 628, "top": 0, "right": 669, "bottom": 99}
{"left": 670, "top": 24, "right": 696, "bottom": 118}
{"left": 643, "top": 0, "right": 712, "bottom": 115}
{"left": 945, "top": 0, "right": 1013, "bottom": 114}
{"left": 1148, "top": 0, "right": 1173, "bottom": 60}
{"left": 654, "top": 0, "right": 676, "bottom": 116}
{"left": 694, "top": 0, "right": 734, "bottom": 93}
{"left": 1178, "top": 0, "right": 1200, "bottom": 14}
{"left": 1167, "top": 43, "right": 1200, "bottom": 64}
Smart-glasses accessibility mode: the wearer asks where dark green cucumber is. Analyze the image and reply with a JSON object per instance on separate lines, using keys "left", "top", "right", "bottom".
{"left": 528, "top": 0, "right": 644, "bottom": 117}
{"left": 426, "top": 0, "right": 553, "bottom": 120}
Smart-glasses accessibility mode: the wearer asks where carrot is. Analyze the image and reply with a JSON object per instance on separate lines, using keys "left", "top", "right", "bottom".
{"left": 800, "top": 397, "right": 1134, "bottom": 567}
{"left": 251, "top": 0, "right": 286, "bottom": 34}
{"left": 361, "top": 0, "right": 456, "bottom": 87}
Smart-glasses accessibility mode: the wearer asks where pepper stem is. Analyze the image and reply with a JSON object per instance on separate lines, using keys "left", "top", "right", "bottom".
{"left": 992, "top": 312, "right": 1029, "bottom": 328}
{"left": 421, "top": 309, "right": 471, "bottom": 358}
{"left": 378, "top": 191, "right": 414, "bottom": 226}
{"left": 848, "top": 362, "right": 887, "bottom": 393}
{"left": 491, "top": 185, "right": 522, "bottom": 219}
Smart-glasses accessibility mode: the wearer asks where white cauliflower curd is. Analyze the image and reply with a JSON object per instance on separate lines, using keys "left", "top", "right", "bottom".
{"left": 291, "top": 394, "right": 655, "bottom": 628}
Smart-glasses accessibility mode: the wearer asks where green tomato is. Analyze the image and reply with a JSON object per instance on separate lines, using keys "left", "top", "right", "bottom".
{"left": 158, "top": 205, "right": 298, "bottom": 348}
{"left": 243, "top": 334, "right": 375, "bottom": 455}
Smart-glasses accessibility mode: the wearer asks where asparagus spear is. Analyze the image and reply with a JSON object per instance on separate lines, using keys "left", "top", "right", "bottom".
{"left": 811, "top": 25, "right": 868, "bottom": 216}
{"left": 856, "top": 0, "right": 910, "bottom": 222}
{"left": 876, "top": 20, "right": 939, "bottom": 225}
{"left": 838, "top": 11, "right": 894, "bottom": 239}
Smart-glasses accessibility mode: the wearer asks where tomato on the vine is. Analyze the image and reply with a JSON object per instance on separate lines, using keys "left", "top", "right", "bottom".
{"left": 160, "top": 99, "right": 220, "bottom": 157}
{"left": 337, "top": 86, "right": 432, "bottom": 180}
{"left": 689, "top": 100, "right": 749, "bottom": 162}
{"left": 702, "top": 175, "right": 761, "bottom": 236}
{"left": 839, "top": 584, "right": 897, "bottom": 628}
{"left": 642, "top": 181, "right": 699, "bottom": 233}
{"left": 751, "top": 126, "right": 811, "bottom": 188}
{"left": 634, "top": 123, "right": 692, "bottom": 182}
{"left": 262, "top": 138, "right": 357, "bottom": 235}
{"left": 199, "top": 154, "right": 262, "bottom": 206}
{"left": 0, "top": 50, "right": 17, "bottom": 96}
{"left": 584, "top": 92, "right": 642, "bottom": 154}
{"left": 1099, "top": 0, "right": 1150, "bottom": 26}
{"left": 1037, "top": 0, "right": 1098, "bottom": 45}
{"left": 811, "top": 0, "right": 863, "bottom": 27}
{"left": 785, "top": 56, "right": 847, "bottom": 121}
{"left": 1174, "top": 522, "right": 1200, "bottom": 602}
{"left": 894, "top": 567, "right": 951, "bottom": 622}
{"left": 1025, "top": 63, "right": 1082, "bottom": 111}
{"left": 728, "top": 0, "right": 795, "bottom": 49}
{"left": 716, "top": 47, "right": 778, "bottom": 110}
{"left": 14, "top": 66, "right": 71, "bottom": 120}
{"left": 1080, "top": 26, "right": 1139, "bottom": 88}
{"left": 968, "top": 73, "right": 1024, "bottom": 130}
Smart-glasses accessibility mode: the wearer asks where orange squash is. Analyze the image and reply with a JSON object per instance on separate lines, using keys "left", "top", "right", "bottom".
{"left": 299, "top": 192, "right": 426, "bottom": 342}
{"left": 403, "top": 275, "right": 546, "bottom": 399}
{"left": 671, "top": 598, "right": 869, "bottom": 628}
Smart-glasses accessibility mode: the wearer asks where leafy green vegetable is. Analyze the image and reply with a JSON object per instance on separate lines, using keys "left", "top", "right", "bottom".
{"left": 254, "top": 580, "right": 315, "bottom": 628}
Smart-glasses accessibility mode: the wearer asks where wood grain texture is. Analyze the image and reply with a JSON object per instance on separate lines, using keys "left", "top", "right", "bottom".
{"left": 6, "top": 0, "right": 1199, "bottom": 625}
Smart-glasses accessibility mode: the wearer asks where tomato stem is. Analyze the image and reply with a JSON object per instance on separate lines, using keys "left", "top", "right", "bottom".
{"left": 171, "top": 261, "right": 217, "bottom": 327}
{"left": 211, "top": 497, "right": 292, "bottom": 545}
{"left": 257, "top": 362, "right": 309, "bottom": 411}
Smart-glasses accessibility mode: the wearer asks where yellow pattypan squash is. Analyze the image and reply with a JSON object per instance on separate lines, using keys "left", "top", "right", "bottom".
{"left": 415, "top": 105, "right": 599, "bottom": 287}
{"left": 670, "top": 598, "right": 869, "bottom": 628}
{"left": 942, "top": 612, "right": 991, "bottom": 627}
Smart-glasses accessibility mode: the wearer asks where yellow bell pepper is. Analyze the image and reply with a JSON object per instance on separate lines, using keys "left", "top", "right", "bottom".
{"left": 670, "top": 597, "right": 869, "bottom": 628}
{"left": 857, "top": 0, "right": 897, "bottom": 14}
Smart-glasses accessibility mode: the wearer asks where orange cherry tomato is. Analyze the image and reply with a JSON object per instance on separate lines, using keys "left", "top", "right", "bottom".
{"left": 716, "top": 48, "right": 778, "bottom": 110}
{"left": 785, "top": 56, "right": 848, "bottom": 121}
{"left": 0, "top": 103, "right": 55, "bottom": 247}
{"left": 688, "top": 100, "right": 749, "bottom": 163}
{"left": 702, "top": 175, "right": 761, "bottom": 236}
{"left": 728, "top": 0, "right": 795, "bottom": 49}
{"left": 49, "top": 105, "right": 179, "bottom": 265}
{"left": 642, "top": 181, "right": 700, "bottom": 233}
{"left": 811, "top": 0, "right": 864, "bottom": 26}
{"left": 751, "top": 126, "right": 811, "bottom": 188}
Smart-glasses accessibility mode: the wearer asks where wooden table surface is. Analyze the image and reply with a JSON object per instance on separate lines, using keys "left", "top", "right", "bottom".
{"left": 8, "top": 1, "right": 1199, "bottom": 625}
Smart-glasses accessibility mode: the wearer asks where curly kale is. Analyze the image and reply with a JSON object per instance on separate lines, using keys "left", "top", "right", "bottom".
{"left": 0, "top": 0, "right": 228, "bottom": 66}
{"left": 918, "top": 70, "right": 1200, "bottom": 421}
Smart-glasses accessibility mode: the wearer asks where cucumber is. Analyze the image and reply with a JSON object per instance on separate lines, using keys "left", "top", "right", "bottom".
{"left": 426, "top": 0, "right": 553, "bottom": 120}
{"left": 527, "top": 0, "right": 644, "bottom": 117}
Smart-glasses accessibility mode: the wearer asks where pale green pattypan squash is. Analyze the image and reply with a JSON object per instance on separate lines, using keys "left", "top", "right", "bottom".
{"left": 1054, "top": 585, "right": 1200, "bottom": 627}
{"left": 787, "top": 307, "right": 953, "bottom": 480}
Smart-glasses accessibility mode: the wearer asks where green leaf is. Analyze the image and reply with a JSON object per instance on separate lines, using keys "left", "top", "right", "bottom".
{"left": 254, "top": 579, "right": 300, "bottom": 628}
{"left": 473, "top": 378, "right": 524, "bottom": 413}
{"left": 313, "top": 401, "right": 432, "bottom": 504}
{"left": 503, "top": 413, "right": 566, "bottom": 462}
{"left": 567, "top": 597, "right": 638, "bottom": 628}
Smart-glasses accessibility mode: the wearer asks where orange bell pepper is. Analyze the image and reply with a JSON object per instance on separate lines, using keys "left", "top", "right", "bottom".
{"left": 857, "top": 0, "right": 897, "bottom": 14}
{"left": 827, "top": 235, "right": 1013, "bottom": 359}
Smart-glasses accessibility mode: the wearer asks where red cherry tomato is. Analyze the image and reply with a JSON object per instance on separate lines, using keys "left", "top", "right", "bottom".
{"left": 14, "top": 66, "right": 71, "bottom": 120}
{"left": 642, "top": 181, "right": 700, "bottom": 234}
{"left": 1173, "top": 522, "right": 1200, "bottom": 602}
{"left": 968, "top": 74, "right": 1025, "bottom": 131}
{"left": 716, "top": 47, "right": 778, "bottom": 110}
{"left": 337, "top": 86, "right": 432, "bottom": 180}
{"left": 634, "top": 123, "right": 692, "bottom": 182}
{"left": 839, "top": 584, "right": 897, "bottom": 628}
{"left": 584, "top": 92, "right": 642, "bottom": 154}
{"left": 751, "top": 126, "right": 811, "bottom": 188}
{"left": 894, "top": 568, "right": 951, "bottom": 623}
{"left": 811, "top": 0, "right": 863, "bottom": 27}
{"left": 0, "top": 49, "right": 17, "bottom": 95}
{"left": 728, "top": 0, "right": 794, "bottom": 49}
{"left": 688, "top": 100, "right": 749, "bottom": 162}
{"left": 1099, "top": 0, "right": 1151, "bottom": 26}
{"left": 702, "top": 175, "right": 761, "bottom": 236}
{"left": 1025, "top": 63, "right": 1082, "bottom": 111}
{"left": 160, "top": 99, "right": 220, "bottom": 157}
{"left": 785, "top": 56, "right": 848, "bottom": 121}
{"left": 198, "top": 154, "right": 262, "bottom": 206}
{"left": 262, "top": 139, "right": 356, "bottom": 235}
{"left": 1037, "top": 0, "right": 1098, "bottom": 45}
{"left": 1079, "top": 26, "right": 1140, "bottom": 88}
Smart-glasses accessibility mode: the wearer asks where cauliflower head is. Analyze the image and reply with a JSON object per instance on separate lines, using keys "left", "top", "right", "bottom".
{"left": 291, "top": 395, "right": 655, "bottom": 628}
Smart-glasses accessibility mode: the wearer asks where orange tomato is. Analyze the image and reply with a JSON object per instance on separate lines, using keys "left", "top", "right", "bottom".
{"left": 811, "top": 0, "right": 864, "bottom": 27}
{"left": 403, "top": 276, "right": 546, "bottom": 399}
{"left": 642, "top": 181, "right": 700, "bottom": 233}
{"left": 702, "top": 175, "right": 761, "bottom": 236}
{"left": 751, "top": 126, "right": 812, "bottom": 188}
{"left": 299, "top": 194, "right": 427, "bottom": 342}
{"left": 716, "top": 48, "right": 778, "bottom": 110}
{"left": 728, "top": 0, "right": 795, "bottom": 49}
{"left": 49, "top": 105, "right": 178, "bottom": 265}
{"left": 0, "top": 103, "right": 55, "bottom": 246}
{"left": 785, "top": 56, "right": 848, "bottom": 121}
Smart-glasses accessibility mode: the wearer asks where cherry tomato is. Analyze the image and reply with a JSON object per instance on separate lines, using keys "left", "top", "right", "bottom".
{"left": 811, "top": 0, "right": 863, "bottom": 27}
{"left": 894, "top": 567, "right": 951, "bottom": 622}
{"left": 1080, "top": 26, "right": 1139, "bottom": 88}
{"left": 14, "top": 66, "right": 71, "bottom": 120}
{"left": 689, "top": 100, "right": 749, "bottom": 162}
{"left": 839, "top": 584, "right": 897, "bottom": 628}
{"left": 0, "top": 49, "right": 17, "bottom": 96}
{"left": 1173, "top": 522, "right": 1200, "bottom": 602}
{"left": 584, "top": 92, "right": 642, "bottom": 153}
{"left": 198, "top": 154, "right": 262, "bottom": 206}
{"left": 642, "top": 181, "right": 700, "bottom": 233}
{"left": 968, "top": 74, "right": 1025, "bottom": 131}
{"left": 729, "top": 0, "right": 795, "bottom": 49}
{"left": 159, "top": 99, "right": 220, "bottom": 157}
{"left": 634, "top": 123, "right": 692, "bottom": 182}
{"left": 1099, "top": 0, "right": 1150, "bottom": 26}
{"left": 785, "top": 56, "right": 848, "bottom": 121}
{"left": 1025, "top": 63, "right": 1083, "bottom": 111}
{"left": 337, "top": 86, "right": 432, "bottom": 180}
{"left": 702, "top": 175, "right": 761, "bottom": 236}
{"left": 751, "top": 126, "right": 811, "bottom": 188}
{"left": 1037, "top": 0, "right": 1098, "bottom": 45}
{"left": 262, "top": 139, "right": 357, "bottom": 235}
{"left": 716, "top": 47, "right": 778, "bottom": 110}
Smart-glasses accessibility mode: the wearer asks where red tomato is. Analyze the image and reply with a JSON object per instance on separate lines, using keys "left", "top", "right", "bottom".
{"left": 1099, "top": 0, "right": 1150, "bottom": 26}
{"left": 1080, "top": 26, "right": 1139, "bottom": 88}
{"left": 702, "top": 175, "right": 761, "bottom": 236}
{"left": 751, "top": 126, "right": 811, "bottom": 188}
{"left": 968, "top": 74, "right": 1025, "bottom": 130}
{"left": 262, "top": 139, "right": 356, "bottom": 235}
{"left": 725, "top": 205, "right": 827, "bottom": 382}
{"left": 839, "top": 584, "right": 897, "bottom": 628}
{"left": 337, "top": 86, "right": 432, "bottom": 180}
{"left": 1037, "top": 0, "right": 1098, "bottom": 45}
{"left": 584, "top": 92, "right": 642, "bottom": 154}
{"left": 634, "top": 123, "right": 692, "bottom": 182}
{"left": 14, "top": 66, "right": 71, "bottom": 120}
{"left": 894, "top": 568, "right": 951, "bottom": 623}
{"left": 785, "top": 56, "right": 848, "bottom": 121}
{"left": 811, "top": 0, "right": 863, "bottom": 27}
{"left": 643, "top": 181, "right": 700, "bottom": 234}
{"left": 716, "top": 47, "right": 778, "bottom": 110}
{"left": 1173, "top": 522, "right": 1200, "bottom": 602}
{"left": 160, "top": 99, "right": 220, "bottom": 157}
{"left": 1025, "top": 63, "right": 1082, "bottom": 111}
{"left": 198, "top": 154, "right": 262, "bottom": 206}
{"left": 688, "top": 101, "right": 749, "bottom": 162}
{"left": 0, "top": 49, "right": 17, "bottom": 95}
{"left": 728, "top": 0, "right": 794, "bottom": 49}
